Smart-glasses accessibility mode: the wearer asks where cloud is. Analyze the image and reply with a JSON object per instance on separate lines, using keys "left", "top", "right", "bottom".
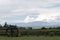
{"left": 24, "top": 14, "right": 60, "bottom": 23}
{"left": 0, "top": 0, "right": 60, "bottom": 24}
{"left": 24, "top": 8, "right": 60, "bottom": 23}
{"left": 35, "top": 14, "right": 58, "bottom": 22}
{"left": 24, "top": 16, "right": 36, "bottom": 23}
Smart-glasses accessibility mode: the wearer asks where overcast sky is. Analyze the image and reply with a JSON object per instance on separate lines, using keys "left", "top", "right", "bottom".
{"left": 0, "top": 0, "right": 60, "bottom": 24}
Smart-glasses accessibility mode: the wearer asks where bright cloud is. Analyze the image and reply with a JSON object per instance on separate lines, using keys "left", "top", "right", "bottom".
{"left": 24, "top": 13, "right": 60, "bottom": 23}
{"left": 24, "top": 16, "right": 36, "bottom": 23}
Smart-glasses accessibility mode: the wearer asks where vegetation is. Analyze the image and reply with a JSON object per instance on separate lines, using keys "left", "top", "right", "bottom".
{"left": 0, "top": 22, "right": 60, "bottom": 37}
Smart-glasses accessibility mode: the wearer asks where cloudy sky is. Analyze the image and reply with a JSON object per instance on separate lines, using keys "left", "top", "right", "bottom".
{"left": 0, "top": 0, "right": 60, "bottom": 24}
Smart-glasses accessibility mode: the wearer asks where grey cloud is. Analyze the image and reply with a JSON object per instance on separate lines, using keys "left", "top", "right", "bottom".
{"left": 56, "top": 15, "right": 60, "bottom": 21}
{"left": 0, "top": 0, "right": 60, "bottom": 24}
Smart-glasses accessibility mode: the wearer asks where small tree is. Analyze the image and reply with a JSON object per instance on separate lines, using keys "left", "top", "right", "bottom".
{"left": 27, "top": 27, "right": 32, "bottom": 30}
{"left": 6, "top": 25, "right": 19, "bottom": 37}
{"left": 4, "top": 22, "right": 8, "bottom": 28}
{"left": 41, "top": 27, "right": 46, "bottom": 29}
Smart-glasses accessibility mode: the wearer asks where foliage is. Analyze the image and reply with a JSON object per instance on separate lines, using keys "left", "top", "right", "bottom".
{"left": 0, "top": 22, "right": 60, "bottom": 37}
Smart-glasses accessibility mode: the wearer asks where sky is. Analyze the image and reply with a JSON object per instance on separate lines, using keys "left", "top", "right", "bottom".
{"left": 0, "top": 0, "right": 60, "bottom": 24}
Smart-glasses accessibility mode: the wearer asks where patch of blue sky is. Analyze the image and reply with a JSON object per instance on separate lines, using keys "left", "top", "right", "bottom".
{"left": 3, "top": 15, "right": 26, "bottom": 21}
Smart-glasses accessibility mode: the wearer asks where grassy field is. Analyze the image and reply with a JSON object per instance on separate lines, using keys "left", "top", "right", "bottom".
{"left": 0, "top": 36, "right": 60, "bottom": 40}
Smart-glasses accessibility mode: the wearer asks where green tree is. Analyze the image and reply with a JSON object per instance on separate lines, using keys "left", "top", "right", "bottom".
{"left": 6, "top": 25, "right": 19, "bottom": 37}
{"left": 4, "top": 22, "right": 8, "bottom": 28}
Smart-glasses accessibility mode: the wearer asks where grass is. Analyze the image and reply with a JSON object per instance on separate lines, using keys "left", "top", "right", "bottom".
{"left": 0, "top": 36, "right": 60, "bottom": 40}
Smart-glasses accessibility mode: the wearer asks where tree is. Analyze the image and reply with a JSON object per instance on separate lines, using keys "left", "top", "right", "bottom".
{"left": 27, "top": 27, "right": 32, "bottom": 30}
{"left": 41, "top": 27, "right": 46, "bottom": 29}
{"left": 6, "top": 25, "right": 19, "bottom": 37}
{"left": 4, "top": 22, "right": 8, "bottom": 28}
{"left": 0, "top": 24, "right": 2, "bottom": 28}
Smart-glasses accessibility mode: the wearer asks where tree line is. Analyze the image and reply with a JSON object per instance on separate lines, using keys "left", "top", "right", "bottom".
{"left": 0, "top": 22, "right": 60, "bottom": 37}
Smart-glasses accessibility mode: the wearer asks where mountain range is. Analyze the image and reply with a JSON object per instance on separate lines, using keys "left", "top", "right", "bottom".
{"left": 12, "top": 21, "right": 60, "bottom": 27}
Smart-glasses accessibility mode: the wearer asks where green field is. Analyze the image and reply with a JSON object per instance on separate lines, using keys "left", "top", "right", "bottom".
{"left": 0, "top": 36, "right": 60, "bottom": 40}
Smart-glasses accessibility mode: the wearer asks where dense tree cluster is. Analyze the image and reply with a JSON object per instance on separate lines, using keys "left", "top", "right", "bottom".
{"left": 0, "top": 22, "right": 19, "bottom": 37}
{"left": 0, "top": 22, "right": 60, "bottom": 37}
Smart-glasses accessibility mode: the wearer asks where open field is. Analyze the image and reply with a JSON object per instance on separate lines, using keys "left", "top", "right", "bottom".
{"left": 0, "top": 36, "right": 60, "bottom": 40}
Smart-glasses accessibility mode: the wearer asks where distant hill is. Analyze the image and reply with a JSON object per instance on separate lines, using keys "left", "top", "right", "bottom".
{"left": 12, "top": 21, "right": 60, "bottom": 27}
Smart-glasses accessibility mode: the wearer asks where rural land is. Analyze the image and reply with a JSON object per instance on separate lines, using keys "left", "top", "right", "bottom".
{"left": 0, "top": 22, "right": 60, "bottom": 40}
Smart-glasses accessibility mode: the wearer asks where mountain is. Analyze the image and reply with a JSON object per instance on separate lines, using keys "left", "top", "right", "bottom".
{"left": 13, "top": 21, "right": 48, "bottom": 27}
{"left": 12, "top": 21, "right": 60, "bottom": 27}
{"left": 46, "top": 22, "right": 60, "bottom": 26}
